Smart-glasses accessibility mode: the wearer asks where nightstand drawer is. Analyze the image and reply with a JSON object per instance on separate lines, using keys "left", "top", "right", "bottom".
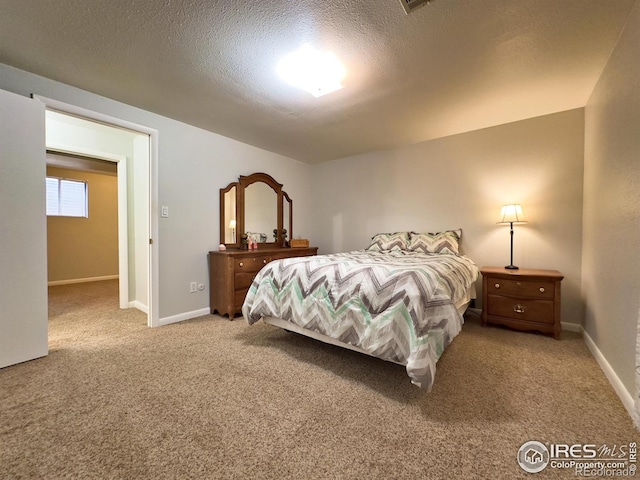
{"left": 487, "top": 295, "right": 555, "bottom": 324}
{"left": 487, "top": 278, "right": 554, "bottom": 300}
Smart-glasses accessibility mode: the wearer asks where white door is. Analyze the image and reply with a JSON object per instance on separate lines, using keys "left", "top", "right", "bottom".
{"left": 0, "top": 89, "right": 48, "bottom": 368}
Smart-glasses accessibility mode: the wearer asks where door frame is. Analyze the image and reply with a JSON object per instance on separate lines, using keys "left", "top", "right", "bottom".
{"left": 33, "top": 95, "right": 160, "bottom": 328}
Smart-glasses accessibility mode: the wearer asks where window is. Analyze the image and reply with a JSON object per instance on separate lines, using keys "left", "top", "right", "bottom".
{"left": 46, "top": 177, "right": 88, "bottom": 217}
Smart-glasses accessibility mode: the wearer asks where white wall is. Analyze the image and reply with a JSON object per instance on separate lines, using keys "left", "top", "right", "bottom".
{"left": 0, "top": 63, "right": 313, "bottom": 321}
{"left": 583, "top": 1, "right": 640, "bottom": 412}
{"left": 311, "top": 109, "right": 585, "bottom": 326}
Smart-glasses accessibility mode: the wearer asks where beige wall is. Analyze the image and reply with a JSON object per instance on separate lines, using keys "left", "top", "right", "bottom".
{"left": 311, "top": 109, "right": 585, "bottom": 326}
{"left": 583, "top": 2, "right": 640, "bottom": 404}
{"left": 47, "top": 166, "right": 119, "bottom": 283}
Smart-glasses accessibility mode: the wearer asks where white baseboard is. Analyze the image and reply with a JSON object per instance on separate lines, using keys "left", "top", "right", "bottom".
{"left": 561, "top": 321, "right": 582, "bottom": 333}
{"left": 48, "top": 275, "right": 118, "bottom": 286}
{"left": 582, "top": 328, "right": 636, "bottom": 424}
{"left": 159, "top": 308, "right": 211, "bottom": 327}
{"left": 128, "top": 300, "right": 148, "bottom": 314}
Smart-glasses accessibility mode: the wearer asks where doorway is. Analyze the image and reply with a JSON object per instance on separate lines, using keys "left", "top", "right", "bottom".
{"left": 46, "top": 148, "right": 129, "bottom": 309}
{"left": 35, "top": 96, "right": 159, "bottom": 327}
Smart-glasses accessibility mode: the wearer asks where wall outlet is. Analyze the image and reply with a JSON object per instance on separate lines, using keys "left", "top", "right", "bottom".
{"left": 190, "top": 281, "right": 197, "bottom": 293}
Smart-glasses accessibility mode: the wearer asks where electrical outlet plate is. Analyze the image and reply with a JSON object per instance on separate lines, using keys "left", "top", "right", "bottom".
{"left": 190, "top": 282, "right": 197, "bottom": 293}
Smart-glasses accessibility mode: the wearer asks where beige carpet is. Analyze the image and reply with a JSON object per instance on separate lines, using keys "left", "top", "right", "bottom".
{"left": 0, "top": 280, "right": 636, "bottom": 479}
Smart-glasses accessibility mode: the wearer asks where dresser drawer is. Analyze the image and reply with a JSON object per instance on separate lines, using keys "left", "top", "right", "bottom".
{"left": 235, "top": 271, "right": 257, "bottom": 290}
{"left": 234, "top": 288, "right": 249, "bottom": 309}
{"left": 487, "top": 278, "right": 554, "bottom": 300}
{"left": 487, "top": 295, "right": 555, "bottom": 324}
{"left": 234, "top": 256, "right": 271, "bottom": 273}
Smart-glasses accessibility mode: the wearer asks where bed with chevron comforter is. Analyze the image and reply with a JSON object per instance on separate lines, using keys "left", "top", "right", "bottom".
{"left": 242, "top": 250, "right": 478, "bottom": 391}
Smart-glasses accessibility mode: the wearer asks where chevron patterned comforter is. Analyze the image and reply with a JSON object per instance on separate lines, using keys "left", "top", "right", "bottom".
{"left": 243, "top": 250, "right": 478, "bottom": 391}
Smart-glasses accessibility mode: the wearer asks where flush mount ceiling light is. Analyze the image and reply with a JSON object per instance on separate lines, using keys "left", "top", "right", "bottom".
{"left": 277, "top": 45, "right": 346, "bottom": 98}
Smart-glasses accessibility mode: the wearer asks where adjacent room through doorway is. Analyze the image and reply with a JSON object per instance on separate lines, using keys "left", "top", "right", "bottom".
{"left": 44, "top": 109, "right": 151, "bottom": 324}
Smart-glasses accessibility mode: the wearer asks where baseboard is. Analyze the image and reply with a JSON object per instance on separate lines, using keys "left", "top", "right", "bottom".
{"left": 582, "top": 328, "right": 636, "bottom": 425}
{"left": 128, "top": 300, "right": 149, "bottom": 314}
{"left": 561, "top": 321, "right": 582, "bottom": 333}
{"left": 48, "top": 275, "right": 118, "bottom": 286}
{"left": 159, "top": 308, "right": 211, "bottom": 327}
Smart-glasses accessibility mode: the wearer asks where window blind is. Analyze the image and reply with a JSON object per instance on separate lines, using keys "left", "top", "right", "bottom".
{"left": 46, "top": 177, "right": 88, "bottom": 217}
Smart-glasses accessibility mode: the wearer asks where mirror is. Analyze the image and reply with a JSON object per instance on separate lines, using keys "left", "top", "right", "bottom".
{"left": 220, "top": 183, "right": 238, "bottom": 245}
{"left": 245, "top": 182, "right": 277, "bottom": 242}
{"left": 219, "top": 172, "right": 293, "bottom": 248}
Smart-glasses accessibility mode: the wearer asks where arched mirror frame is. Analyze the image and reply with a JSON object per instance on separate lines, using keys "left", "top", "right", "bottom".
{"left": 220, "top": 172, "right": 292, "bottom": 249}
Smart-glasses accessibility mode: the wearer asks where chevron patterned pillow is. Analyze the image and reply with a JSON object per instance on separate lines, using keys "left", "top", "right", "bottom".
{"left": 409, "top": 229, "right": 462, "bottom": 255}
{"left": 365, "top": 232, "right": 410, "bottom": 252}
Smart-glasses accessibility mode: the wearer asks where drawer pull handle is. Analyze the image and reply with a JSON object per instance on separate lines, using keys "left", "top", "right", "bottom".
{"left": 539, "top": 287, "right": 545, "bottom": 293}
{"left": 263, "top": 259, "right": 267, "bottom": 264}
{"left": 514, "top": 304, "right": 526, "bottom": 314}
{"left": 516, "top": 282, "right": 522, "bottom": 287}
{"left": 494, "top": 283, "right": 500, "bottom": 289}
{"left": 239, "top": 262, "right": 244, "bottom": 267}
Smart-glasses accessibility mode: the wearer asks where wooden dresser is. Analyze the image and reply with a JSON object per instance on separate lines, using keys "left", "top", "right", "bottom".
{"left": 480, "top": 266, "right": 564, "bottom": 339}
{"left": 208, "top": 246, "right": 318, "bottom": 319}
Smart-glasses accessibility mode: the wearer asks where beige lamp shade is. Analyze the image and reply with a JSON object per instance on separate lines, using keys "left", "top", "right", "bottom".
{"left": 229, "top": 219, "right": 237, "bottom": 228}
{"left": 497, "top": 204, "right": 527, "bottom": 224}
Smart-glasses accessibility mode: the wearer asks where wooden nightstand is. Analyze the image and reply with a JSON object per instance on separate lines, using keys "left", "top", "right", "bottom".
{"left": 480, "top": 266, "right": 564, "bottom": 339}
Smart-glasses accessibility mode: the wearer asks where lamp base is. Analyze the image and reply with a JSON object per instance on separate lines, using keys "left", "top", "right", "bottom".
{"left": 505, "top": 265, "right": 519, "bottom": 270}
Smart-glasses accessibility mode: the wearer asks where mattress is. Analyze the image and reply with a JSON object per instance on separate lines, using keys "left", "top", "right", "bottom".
{"left": 243, "top": 250, "right": 479, "bottom": 390}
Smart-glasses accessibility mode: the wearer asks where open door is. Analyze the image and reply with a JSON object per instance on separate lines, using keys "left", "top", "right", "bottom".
{"left": 0, "top": 89, "right": 48, "bottom": 367}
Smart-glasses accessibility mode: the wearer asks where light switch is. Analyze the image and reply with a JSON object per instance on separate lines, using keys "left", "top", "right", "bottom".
{"left": 161, "top": 206, "right": 169, "bottom": 218}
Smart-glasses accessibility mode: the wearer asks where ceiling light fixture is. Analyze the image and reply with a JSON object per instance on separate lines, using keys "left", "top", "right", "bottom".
{"left": 277, "top": 45, "right": 346, "bottom": 98}
{"left": 399, "top": 0, "right": 432, "bottom": 15}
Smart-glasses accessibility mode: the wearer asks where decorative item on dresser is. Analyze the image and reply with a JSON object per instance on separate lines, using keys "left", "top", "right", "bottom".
{"left": 211, "top": 172, "right": 317, "bottom": 318}
{"left": 480, "top": 266, "right": 564, "bottom": 339}
{"left": 209, "top": 246, "right": 318, "bottom": 318}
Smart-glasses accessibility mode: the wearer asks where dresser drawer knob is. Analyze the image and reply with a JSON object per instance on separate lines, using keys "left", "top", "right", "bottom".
{"left": 539, "top": 287, "right": 545, "bottom": 293}
{"left": 494, "top": 283, "right": 500, "bottom": 289}
{"left": 263, "top": 259, "right": 267, "bottom": 264}
{"left": 239, "top": 262, "right": 244, "bottom": 267}
{"left": 516, "top": 282, "right": 522, "bottom": 287}
{"left": 514, "top": 304, "right": 526, "bottom": 314}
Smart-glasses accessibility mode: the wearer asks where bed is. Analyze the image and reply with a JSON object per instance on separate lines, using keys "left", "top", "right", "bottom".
{"left": 242, "top": 230, "right": 479, "bottom": 391}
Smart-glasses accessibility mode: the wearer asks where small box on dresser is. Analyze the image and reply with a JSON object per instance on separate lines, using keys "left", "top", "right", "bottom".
{"left": 480, "top": 266, "right": 564, "bottom": 339}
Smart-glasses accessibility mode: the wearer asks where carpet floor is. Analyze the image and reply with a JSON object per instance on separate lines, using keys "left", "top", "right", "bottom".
{"left": 0, "top": 280, "right": 637, "bottom": 479}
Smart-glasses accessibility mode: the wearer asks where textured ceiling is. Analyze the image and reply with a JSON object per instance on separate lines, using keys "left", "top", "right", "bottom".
{"left": 0, "top": 0, "right": 635, "bottom": 163}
